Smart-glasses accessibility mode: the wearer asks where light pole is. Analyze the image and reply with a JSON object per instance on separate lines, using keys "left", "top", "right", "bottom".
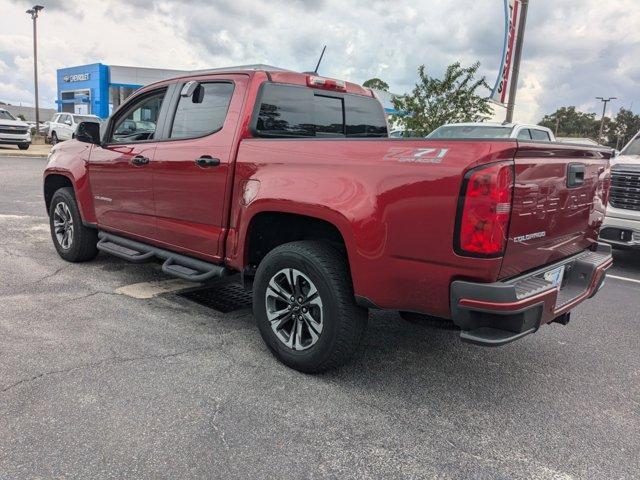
{"left": 596, "top": 96, "right": 616, "bottom": 143}
{"left": 26, "top": 5, "right": 44, "bottom": 139}
{"left": 505, "top": 0, "right": 529, "bottom": 123}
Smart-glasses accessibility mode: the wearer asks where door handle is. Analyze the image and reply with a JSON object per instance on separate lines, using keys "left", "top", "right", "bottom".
{"left": 567, "top": 163, "right": 585, "bottom": 187}
{"left": 130, "top": 155, "right": 150, "bottom": 166}
{"left": 195, "top": 155, "right": 221, "bottom": 168}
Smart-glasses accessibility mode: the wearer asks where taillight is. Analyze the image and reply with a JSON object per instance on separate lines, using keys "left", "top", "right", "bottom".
{"left": 456, "top": 162, "right": 514, "bottom": 257}
{"left": 306, "top": 75, "right": 347, "bottom": 92}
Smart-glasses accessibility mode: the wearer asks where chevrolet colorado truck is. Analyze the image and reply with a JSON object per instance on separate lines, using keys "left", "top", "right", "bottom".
{"left": 43, "top": 68, "right": 613, "bottom": 372}
{"left": 600, "top": 130, "right": 640, "bottom": 249}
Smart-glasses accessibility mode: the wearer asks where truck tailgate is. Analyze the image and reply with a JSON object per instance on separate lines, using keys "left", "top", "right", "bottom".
{"left": 499, "top": 143, "right": 612, "bottom": 279}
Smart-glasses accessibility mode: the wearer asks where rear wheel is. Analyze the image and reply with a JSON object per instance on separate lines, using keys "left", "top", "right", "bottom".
{"left": 49, "top": 187, "right": 98, "bottom": 262}
{"left": 253, "top": 241, "right": 368, "bottom": 373}
{"left": 50, "top": 132, "right": 58, "bottom": 145}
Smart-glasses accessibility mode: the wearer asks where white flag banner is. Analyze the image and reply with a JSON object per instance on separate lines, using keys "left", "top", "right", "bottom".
{"left": 490, "top": 0, "right": 522, "bottom": 106}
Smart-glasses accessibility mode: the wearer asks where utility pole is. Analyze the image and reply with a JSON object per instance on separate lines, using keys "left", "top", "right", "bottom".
{"left": 505, "top": 0, "right": 529, "bottom": 123}
{"left": 596, "top": 96, "right": 616, "bottom": 143}
{"left": 26, "top": 5, "right": 44, "bottom": 139}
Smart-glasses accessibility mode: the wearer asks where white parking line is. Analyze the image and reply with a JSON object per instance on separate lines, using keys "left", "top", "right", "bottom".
{"left": 607, "top": 274, "right": 640, "bottom": 285}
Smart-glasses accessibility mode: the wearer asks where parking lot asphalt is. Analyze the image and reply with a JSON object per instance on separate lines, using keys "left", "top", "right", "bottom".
{"left": 1, "top": 155, "right": 638, "bottom": 480}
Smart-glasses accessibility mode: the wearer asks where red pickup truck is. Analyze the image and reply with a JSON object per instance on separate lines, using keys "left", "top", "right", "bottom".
{"left": 44, "top": 68, "right": 613, "bottom": 372}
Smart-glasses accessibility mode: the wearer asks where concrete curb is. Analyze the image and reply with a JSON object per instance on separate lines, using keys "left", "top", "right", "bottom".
{"left": 0, "top": 152, "right": 48, "bottom": 158}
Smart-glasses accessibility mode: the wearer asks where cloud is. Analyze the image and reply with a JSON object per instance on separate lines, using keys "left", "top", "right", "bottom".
{"left": 0, "top": 0, "right": 637, "bottom": 123}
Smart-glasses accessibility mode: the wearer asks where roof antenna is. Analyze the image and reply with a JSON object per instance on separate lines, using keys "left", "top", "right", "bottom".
{"left": 314, "top": 45, "right": 327, "bottom": 74}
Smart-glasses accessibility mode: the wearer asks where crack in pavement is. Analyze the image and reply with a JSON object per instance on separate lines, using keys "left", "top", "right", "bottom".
{"left": 0, "top": 347, "right": 216, "bottom": 395}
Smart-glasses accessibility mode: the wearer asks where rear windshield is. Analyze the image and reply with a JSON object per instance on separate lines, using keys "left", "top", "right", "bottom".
{"left": 253, "top": 83, "right": 387, "bottom": 138}
{"left": 622, "top": 136, "right": 640, "bottom": 156}
{"left": 428, "top": 125, "right": 513, "bottom": 139}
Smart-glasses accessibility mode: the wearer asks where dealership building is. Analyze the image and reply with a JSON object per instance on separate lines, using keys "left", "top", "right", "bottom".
{"left": 56, "top": 63, "right": 398, "bottom": 119}
{"left": 56, "top": 63, "right": 192, "bottom": 118}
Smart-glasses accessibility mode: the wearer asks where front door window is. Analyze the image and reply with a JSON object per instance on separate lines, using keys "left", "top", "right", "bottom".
{"left": 111, "top": 90, "right": 165, "bottom": 143}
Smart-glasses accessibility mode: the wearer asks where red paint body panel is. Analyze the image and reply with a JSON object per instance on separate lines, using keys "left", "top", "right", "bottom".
{"left": 227, "top": 138, "right": 517, "bottom": 318}
{"left": 88, "top": 143, "right": 158, "bottom": 239}
{"left": 43, "top": 141, "right": 97, "bottom": 223}
{"left": 152, "top": 74, "right": 250, "bottom": 262}
{"left": 500, "top": 143, "right": 611, "bottom": 278}
{"left": 43, "top": 69, "right": 613, "bottom": 321}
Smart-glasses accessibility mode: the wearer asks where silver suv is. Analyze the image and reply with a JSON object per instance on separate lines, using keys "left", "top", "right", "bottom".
{"left": 48, "top": 113, "right": 101, "bottom": 144}
{"left": 600, "top": 131, "right": 640, "bottom": 249}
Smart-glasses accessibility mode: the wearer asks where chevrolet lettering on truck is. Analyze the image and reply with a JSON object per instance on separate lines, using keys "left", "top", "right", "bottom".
{"left": 43, "top": 68, "right": 614, "bottom": 372}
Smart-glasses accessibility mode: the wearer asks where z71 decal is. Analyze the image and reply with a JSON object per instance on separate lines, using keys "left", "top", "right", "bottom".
{"left": 383, "top": 147, "right": 449, "bottom": 164}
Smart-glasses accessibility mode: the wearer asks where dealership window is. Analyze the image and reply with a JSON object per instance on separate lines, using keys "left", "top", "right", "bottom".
{"left": 110, "top": 89, "right": 166, "bottom": 143}
{"left": 170, "top": 82, "right": 234, "bottom": 139}
{"left": 254, "top": 83, "right": 388, "bottom": 138}
{"left": 109, "top": 86, "right": 138, "bottom": 112}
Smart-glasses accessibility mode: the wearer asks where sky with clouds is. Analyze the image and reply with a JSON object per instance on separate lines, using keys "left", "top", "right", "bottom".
{"left": 0, "top": 0, "right": 638, "bottom": 123}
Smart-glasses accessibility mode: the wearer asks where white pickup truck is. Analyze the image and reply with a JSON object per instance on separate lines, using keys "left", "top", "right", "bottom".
{"left": 600, "top": 131, "right": 640, "bottom": 249}
{"left": 427, "top": 122, "right": 555, "bottom": 141}
{"left": 0, "top": 108, "right": 31, "bottom": 150}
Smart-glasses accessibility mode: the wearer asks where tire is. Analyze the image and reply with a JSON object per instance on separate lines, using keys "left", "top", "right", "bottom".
{"left": 50, "top": 132, "right": 58, "bottom": 145}
{"left": 18, "top": 143, "right": 30, "bottom": 150}
{"left": 253, "top": 241, "right": 368, "bottom": 373}
{"left": 49, "top": 187, "right": 98, "bottom": 262}
{"left": 399, "top": 311, "right": 459, "bottom": 330}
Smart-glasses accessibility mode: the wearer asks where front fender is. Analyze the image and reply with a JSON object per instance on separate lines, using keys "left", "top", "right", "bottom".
{"left": 44, "top": 141, "right": 96, "bottom": 224}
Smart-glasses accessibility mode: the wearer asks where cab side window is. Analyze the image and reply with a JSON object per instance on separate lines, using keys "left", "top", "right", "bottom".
{"left": 530, "top": 129, "right": 551, "bottom": 141}
{"left": 110, "top": 89, "right": 166, "bottom": 144}
{"left": 170, "top": 82, "right": 234, "bottom": 139}
{"left": 517, "top": 128, "right": 532, "bottom": 140}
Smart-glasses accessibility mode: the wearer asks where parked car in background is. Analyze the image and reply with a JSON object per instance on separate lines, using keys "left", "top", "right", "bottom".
{"left": 389, "top": 129, "right": 418, "bottom": 138}
{"left": 600, "top": 131, "right": 640, "bottom": 250}
{"left": 48, "top": 113, "right": 101, "bottom": 144}
{"left": 428, "top": 122, "right": 555, "bottom": 141}
{"left": 43, "top": 68, "right": 613, "bottom": 372}
{"left": 0, "top": 108, "right": 31, "bottom": 150}
{"left": 555, "top": 137, "right": 602, "bottom": 146}
{"left": 38, "top": 121, "right": 50, "bottom": 136}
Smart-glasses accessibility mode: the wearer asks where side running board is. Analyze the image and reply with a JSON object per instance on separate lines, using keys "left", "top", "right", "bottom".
{"left": 97, "top": 231, "right": 229, "bottom": 282}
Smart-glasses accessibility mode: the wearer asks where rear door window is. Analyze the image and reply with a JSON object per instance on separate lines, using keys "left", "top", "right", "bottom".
{"left": 170, "top": 82, "right": 234, "bottom": 139}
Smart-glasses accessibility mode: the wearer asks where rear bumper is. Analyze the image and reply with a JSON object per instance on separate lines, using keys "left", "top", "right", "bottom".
{"left": 450, "top": 243, "right": 613, "bottom": 346}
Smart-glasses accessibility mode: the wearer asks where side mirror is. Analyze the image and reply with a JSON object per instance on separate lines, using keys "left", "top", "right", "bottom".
{"left": 65, "top": 120, "right": 72, "bottom": 126}
{"left": 76, "top": 121, "right": 101, "bottom": 145}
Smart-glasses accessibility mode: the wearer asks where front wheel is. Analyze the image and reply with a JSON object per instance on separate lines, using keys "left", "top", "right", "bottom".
{"left": 18, "top": 143, "right": 30, "bottom": 150}
{"left": 50, "top": 132, "right": 58, "bottom": 145}
{"left": 49, "top": 187, "right": 98, "bottom": 262}
{"left": 253, "top": 241, "right": 368, "bottom": 373}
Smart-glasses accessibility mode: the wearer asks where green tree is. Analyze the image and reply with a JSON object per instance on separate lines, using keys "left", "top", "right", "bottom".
{"left": 362, "top": 78, "right": 390, "bottom": 91}
{"left": 611, "top": 108, "right": 640, "bottom": 149}
{"left": 539, "top": 106, "right": 640, "bottom": 148}
{"left": 392, "top": 62, "right": 492, "bottom": 136}
{"left": 17, "top": 113, "right": 26, "bottom": 121}
{"left": 538, "top": 106, "right": 599, "bottom": 139}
